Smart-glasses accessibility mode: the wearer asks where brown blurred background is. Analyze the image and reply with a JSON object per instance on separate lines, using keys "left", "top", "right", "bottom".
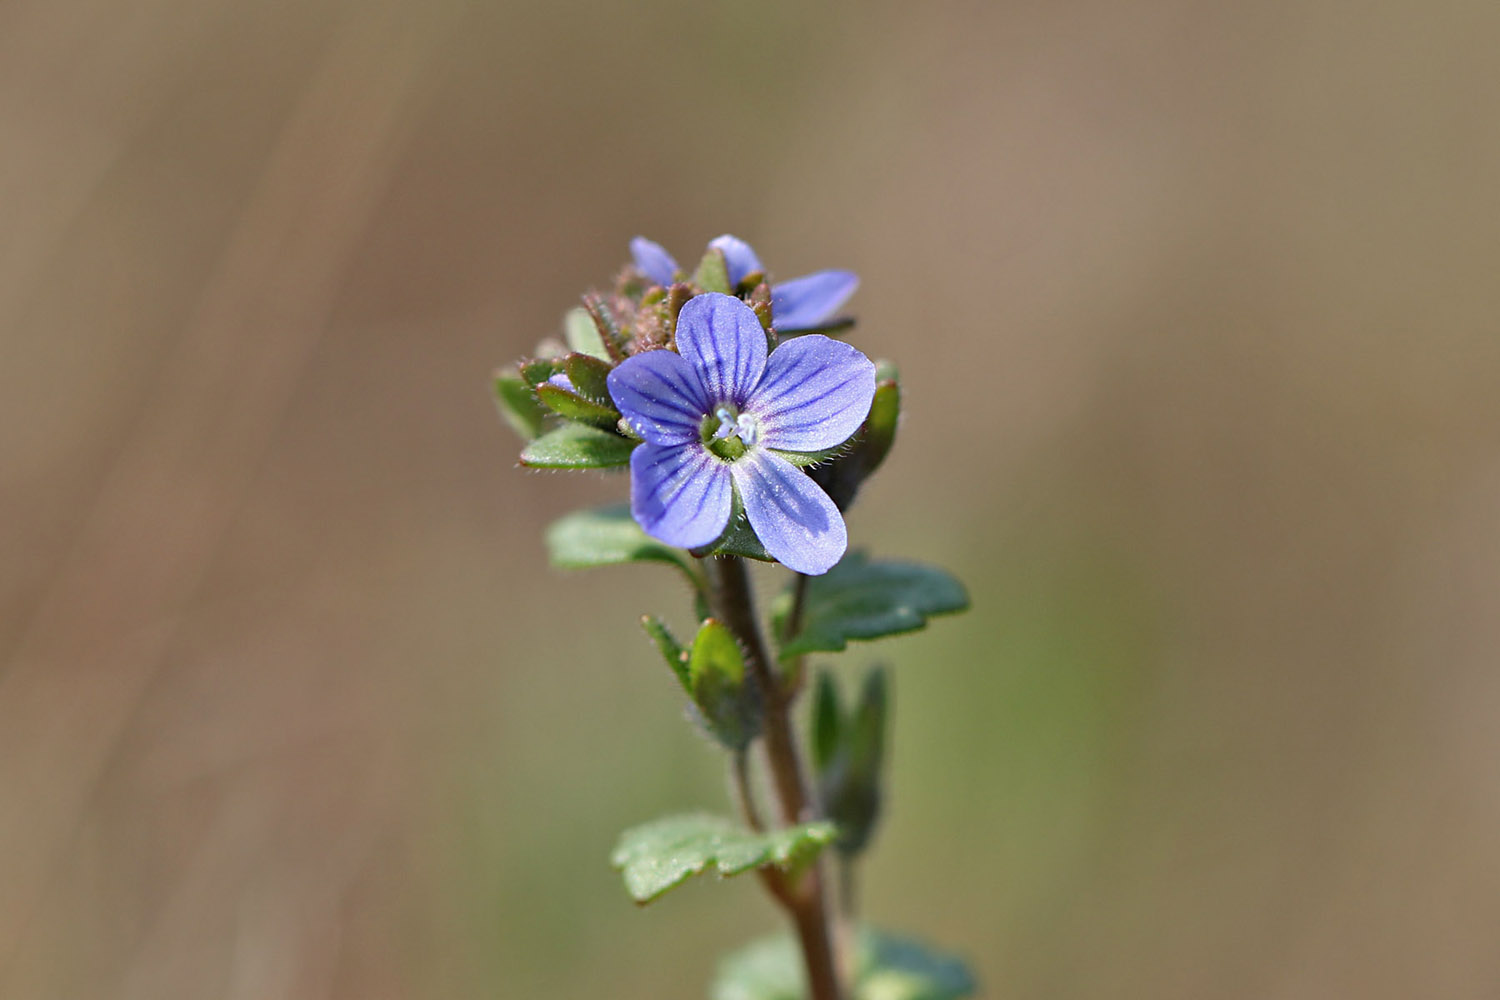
{"left": 3, "top": 0, "right": 1499, "bottom": 996}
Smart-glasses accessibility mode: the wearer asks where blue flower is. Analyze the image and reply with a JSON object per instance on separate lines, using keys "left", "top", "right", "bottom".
{"left": 606, "top": 292, "right": 876, "bottom": 575}
{"left": 629, "top": 234, "right": 860, "bottom": 333}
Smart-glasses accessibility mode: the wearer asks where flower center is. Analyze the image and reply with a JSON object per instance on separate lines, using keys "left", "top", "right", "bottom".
{"left": 702, "top": 404, "right": 758, "bottom": 460}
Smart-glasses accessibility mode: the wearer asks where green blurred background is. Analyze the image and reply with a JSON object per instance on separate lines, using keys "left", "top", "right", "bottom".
{"left": 3, "top": 0, "right": 1498, "bottom": 996}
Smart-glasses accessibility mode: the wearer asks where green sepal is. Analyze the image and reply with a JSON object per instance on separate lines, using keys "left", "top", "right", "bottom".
{"left": 736, "top": 268, "right": 766, "bottom": 295}
{"left": 860, "top": 376, "right": 900, "bottom": 478}
{"left": 712, "top": 927, "right": 976, "bottom": 1000}
{"left": 772, "top": 552, "right": 969, "bottom": 659}
{"left": 544, "top": 504, "right": 697, "bottom": 583}
{"left": 564, "top": 306, "right": 610, "bottom": 361}
{"left": 692, "top": 495, "right": 774, "bottom": 562}
{"left": 519, "top": 423, "right": 636, "bottom": 469}
{"left": 770, "top": 446, "right": 843, "bottom": 469}
{"left": 693, "top": 247, "right": 732, "bottom": 294}
{"left": 536, "top": 382, "right": 619, "bottom": 428}
{"left": 667, "top": 282, "right": 693, "bottom": 327}
{"left": 806, "top": 369, "right": 899, "bottom": 509}
{"left": 686, "top": 618, "right": 762, "bottom": 750}
{"left": 583, "top": 293, "right": 629, "bottom": 361}
{"left": 747, "top": 282, "right": 776, "bottom": 342}
{"left": 611, "top": 814, "right": 836, "bottom": 905}
{"left": 492, "top": 368, "right": 547, "bottom": 439}
{"left": 563, "top": 352, "right": 614, "bottom": 403}
{"left": 642, "top": 615, "right": 691, "bottom": 690}
{"left": 519, "top": 357, "right": 562, "bottom": 387}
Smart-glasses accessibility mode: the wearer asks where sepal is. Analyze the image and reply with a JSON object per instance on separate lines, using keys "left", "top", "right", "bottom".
{"left": 807, "top": 364, "right": 900, "bottom": 510}
{"left": 563, "top": 352, "right": 614, "bottom": 403}
{"left": 519, "top": 357, "right": 562, "bottom": 387}
{"left": 581, "top": 292, "right": 629, "bottom": 361}
{"left": 691, "top": 496, "right": 774, "bottom": 562}
{"left": 693, "top": 247, "right": 733, "bottom": 294}
{"left": 564, "top": 305, "right": 610, "bottom": 361}
{"left": 536, "top": 381, "right": 620, "bottom": 428}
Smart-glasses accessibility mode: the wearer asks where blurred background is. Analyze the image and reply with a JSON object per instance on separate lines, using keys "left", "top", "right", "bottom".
{"left": 3, "top": 0, "right": 1498, "bottom": 996}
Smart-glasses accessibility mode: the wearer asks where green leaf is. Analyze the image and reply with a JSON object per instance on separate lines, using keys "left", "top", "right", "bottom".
{"left": 687, "top": 619, "right": 761, "bottom": 750}
{"left": 712, "top": 928, "right": 976, "bottom": 1000}
{"left": 610, "top": 814, "right": 836, "bottom": 905}
{"left": 546, "top": 504, "right": 695, "bottom": 580}
{"left": 535, "top": 382, "right": 619, "bottom": 428}
{"left": 519, "top": 423, "right": 636, "bottom": 469}
{"left": 826, "top": 666, "right": 888, "bottom": 856}
{"left": 810, "top": 670, "right": 842, "bottom": 773}
{"left": 564, "top": 306, "right": 610, "bottom": 360}
{"left": 773, "top": 552, "right": 969, "bottom": 659}
{"left": 694, "top": 247, "right": 732, "bottom": 294}
{"left": 492, "top": 369, "right": 547, "bottom": 439}
{"left": 850, "top": 667, "right": 888, "bottom": 775}
{"left": 642, "top": 615, "right": 690, "bottom": 689}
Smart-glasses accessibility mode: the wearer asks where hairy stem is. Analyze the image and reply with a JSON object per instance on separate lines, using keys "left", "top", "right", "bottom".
{"left": 706, "top": 556, "right": 843, "bottom": 1000}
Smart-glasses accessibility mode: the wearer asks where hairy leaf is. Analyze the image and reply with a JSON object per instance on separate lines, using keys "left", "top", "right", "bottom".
{"left": 564, "top": 305, "right": 610, "bottom": 361}
{"left": 492, "top": 369, "right": 547, "bottom": 439}
{"left": 611, "top": 814, "right": 836, "bottom": 905}
{"left": 519, "top": 423, "right": 636, "bottom": 469}
{"left": 773, "top": 552, "right": 969, "bottom": 659}
{"left": 546, "top": 505, "right": 695, "bottom": 581}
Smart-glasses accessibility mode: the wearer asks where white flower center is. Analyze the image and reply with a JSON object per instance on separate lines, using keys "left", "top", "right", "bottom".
{"left": 712, "top": 405, "right": 758, "bottom": 446}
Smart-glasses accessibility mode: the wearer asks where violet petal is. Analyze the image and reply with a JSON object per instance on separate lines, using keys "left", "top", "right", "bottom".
{"left": 731, "top": 449, "right": 847, "bottom": 575}
{"left": 673, "top": 292, "right": 767, "bottom": 405}
{"left": 771, "top": 270, "right": 859, "bottom": 331}
{"left": 630, "top": 442, "right": 733, "bottom": 549}
{"left": 630, "top": 236, "right": 678, "bottom": 287}
{"left": 708, "top": 234, "right": 763, "bottom": 286}
{"left": 748, "top": 334, "right": 876, "bottom": 453}
{"left": 607, "top": 348, "right": 709, "bottom": 446}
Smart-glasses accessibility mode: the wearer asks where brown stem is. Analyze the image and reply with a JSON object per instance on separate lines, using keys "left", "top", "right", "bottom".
{"left": 705, "top": 556, "right": 844, "bottom": 1000}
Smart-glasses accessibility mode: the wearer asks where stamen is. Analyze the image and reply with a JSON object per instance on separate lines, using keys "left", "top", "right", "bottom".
{"left": 713, "top": 406, "right": 737, "bottom": 441}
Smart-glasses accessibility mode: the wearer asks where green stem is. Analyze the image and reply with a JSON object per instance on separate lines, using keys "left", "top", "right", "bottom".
{"left": 705, "top": 556, "right": 844, "bottom": 1000}
{"left": 781, "top": 572, "right": 812, "bottom": 697}
{"left": 730, "top": 749, "right": 764, "bottom": 833}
